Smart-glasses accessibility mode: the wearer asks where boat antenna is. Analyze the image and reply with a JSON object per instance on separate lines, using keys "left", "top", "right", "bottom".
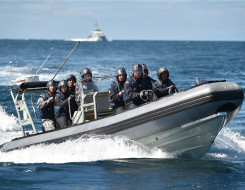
{"left": 9, "top": 61, "right": 13, "bottom": 88}
{"left": 51, "top": 41, "right": 80, "bottom": 80}
{"left": 94, "top": 21, "right": 98, "bottom": 29}
{"left": 30, "top": 54, "right": 51, "bottom": 82}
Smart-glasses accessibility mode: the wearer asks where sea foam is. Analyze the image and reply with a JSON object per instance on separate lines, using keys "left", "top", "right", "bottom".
{"left": 0, "top": 106, "right": 20, "bottom": 132}
{"left": 0, "top": 106, "right": 22, "bottom": 144}
{"left": 1, "top": 105, "right": 244, "bottom": 163}
{"left": 206, "top": 128, "right": 245, "bottom": 160}
{"left": 0, "top": 135, "right": 168, "bottom": 164}
{"left": 0, "top": 106, "right": 168, "bottom": 163}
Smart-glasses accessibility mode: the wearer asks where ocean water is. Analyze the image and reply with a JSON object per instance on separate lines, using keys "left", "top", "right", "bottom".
{"left": 0, "top": 40, "right": 244, "bottom": 189}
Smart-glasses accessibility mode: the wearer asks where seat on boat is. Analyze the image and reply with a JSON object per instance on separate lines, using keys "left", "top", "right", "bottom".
{"left": 72, "top": 92, "right": 113, "bottom": 124}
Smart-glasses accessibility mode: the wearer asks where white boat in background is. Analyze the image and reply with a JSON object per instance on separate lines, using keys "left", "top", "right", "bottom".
{"left": 69, "top": 22, "right": 108, "bottom": 42}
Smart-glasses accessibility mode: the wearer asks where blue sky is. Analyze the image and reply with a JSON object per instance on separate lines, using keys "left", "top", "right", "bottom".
{"left": 0, "top": 0, "right": 245, "bottom": 41}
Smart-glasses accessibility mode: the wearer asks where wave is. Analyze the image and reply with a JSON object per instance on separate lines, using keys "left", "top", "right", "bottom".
{"left": 0, "top": 106, "right": 20, "bottom": 132}
{"left": 1, "top": 127, "right": 245, "bottom": 164}
{"left": 205, "top": 128, "right": 245, "bottom": 161}
{"left": 0, "top": 135, "right": 168, "bottom": 164}
{"left": 1, "top": 104, "right": 245, "bottom": 163}
{"left": 0, "top": 106, "right": 22, "bottom": 145}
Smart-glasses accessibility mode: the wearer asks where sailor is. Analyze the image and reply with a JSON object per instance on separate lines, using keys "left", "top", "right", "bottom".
{"left": 109, "top": 67, "right": 127, "bottom": 114}
{"left": 79, "top": 68, "right": 98, "bottom": 93}
{"left": 66, "top": 74, "right": 77, "bottom": 95}
{"left": 37, "top": 80, "right": 57, "bottom": 132}
{"left": 54, "top": 80, "right": 74, "bottom": 129}
{"left": 124, "top": 64, "right": 153, "bottom": 110}
{"left": 75, "top": 68, "right": 99, "bottom": 106}
{"left": 153, "top": 66, "right": 178, "bottom": 98}
{"left": 142, "top": 64, "right": 157, "bottom": 90}
{"left": 66, "top": 74, "right": 78, "bottom": 117}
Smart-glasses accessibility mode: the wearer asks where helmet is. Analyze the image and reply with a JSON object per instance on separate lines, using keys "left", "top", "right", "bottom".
{"left": 46, "top": 80, "right": 57, "bottom": 90}
{"left": 142, "top": 64, "right": 149, "bottom": 74}
{"left": 66, "top": 74, "right": 76, "bottom": 83}
{"left": 115, "top": 68, "right": 127, "bottom": 79}
{"left": 131, "top": 64, "right": 143, "bottom": 75}
{"left": 58, "top": 80, "right": 68, "bottom": 89}
{"left": 157, "top": 66, "right": 170, "bottom": 80}
{"left": 80, "top": 68, "right": 92, "bottom": 78}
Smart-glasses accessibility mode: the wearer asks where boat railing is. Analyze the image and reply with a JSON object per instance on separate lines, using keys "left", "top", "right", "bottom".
{"left": 10, "top": 88, "right": 38, "bottom": 136}
{"left": 72, "top": 91, "right": 112, "bottom": 124}
{"left": 10, "top": 80, "right": 112, "bottom": 136}
{"left": 10, "top": 81, "right": 52, "bottom": 136}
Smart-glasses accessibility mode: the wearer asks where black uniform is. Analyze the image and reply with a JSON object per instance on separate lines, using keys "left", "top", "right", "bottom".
{"left": 68, "top": 86, "right": 78, "bottom": 116}
{"left": 109, "top": 81, "right": 125, "bottom": 114}
{"left": 54, "top": 90, "right": 73, "bottom": 129}
{"left": 68, "top": 86, "right": 76, "bottom": 95}
{"left": 144, "top": 76, "right": 157, "bottom": 90}
{"left": 38, "top": 92, "right": 55, "bottom": 121}
{"left": 37, "top": 91, "right": 56, "bottom": 131}
{"left": 153, "top": 79, "right": 176, "bottom": 98}
{"left": 123, "top": 77, "right": 149, "bottom": 110}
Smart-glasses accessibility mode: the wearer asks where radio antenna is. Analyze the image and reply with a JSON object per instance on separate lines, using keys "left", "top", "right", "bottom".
{"left": 52, "top": 41, "right": 80, "bottom": 80}
{"left": 30, "top": 54, "right": 51, "bottom": 82}
{"left": 9, "top": 61, "right": 13, "bottom": 88}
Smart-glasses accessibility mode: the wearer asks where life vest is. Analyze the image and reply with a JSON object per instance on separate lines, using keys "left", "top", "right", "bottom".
{"left": 131, "top": 77, "right": 148, "bottom": 93}
{"left": 124, "top": 77, "right": 148, "bottom": 106}
{"left": 39, "top": 92, "right": 55, "bottom": 120}
{"left": 145, "top": 76, "right": 157, "bottom": 90}
{"left": 109, "top": 81, "right": 125, "bottom": 109}
{"left": 68, "top": 86, "right": 76, "bottom": 95}
{"left": 161, "top": 79, "right": 176, "bottom": 94}
{"left": 54, "top": 90, "right": 70, "bottom": 118}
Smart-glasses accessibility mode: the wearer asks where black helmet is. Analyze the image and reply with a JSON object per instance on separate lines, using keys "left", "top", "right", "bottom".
{"left": 46, "top": 80, "right": 57, "bottom": 90}
{"left": 131, "top": 64, "right": 143, "bottom": 75}
{"left": 115, "top": 68, "right": 127, "bottom": 79}
{"left": 80, "top": 68, "right": 92, "bottom": 78}
{"left": 66, "top": 74, "right": 76, "bottom": 83}
{"left": 157, "top": 66, "right": 170, "bottom": 80}
{"left": 58, "top": 80, "right": 68, "bottom": 89}
{"left": 142, "top": 64, "right": 149, "bottom": 74}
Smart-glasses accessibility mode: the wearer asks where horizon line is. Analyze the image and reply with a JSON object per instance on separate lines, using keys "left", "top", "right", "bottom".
{"left": 0, "top": 38, "right": 245, "bottom": 42}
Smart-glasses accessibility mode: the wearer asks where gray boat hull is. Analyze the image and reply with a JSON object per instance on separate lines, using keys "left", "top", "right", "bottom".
{"left": 1, "top": 81, "right": 244, "bottom": 159}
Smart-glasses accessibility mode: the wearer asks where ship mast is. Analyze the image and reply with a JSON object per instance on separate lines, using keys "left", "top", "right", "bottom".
{"left": 94, "top": 21, "right": 99, "bottom": 31}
